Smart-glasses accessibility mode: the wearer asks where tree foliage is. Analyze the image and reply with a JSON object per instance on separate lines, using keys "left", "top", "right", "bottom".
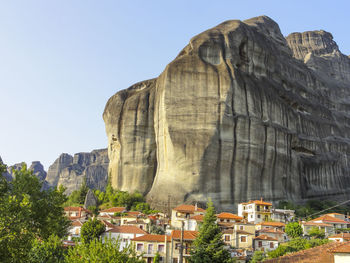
{"left": 189, "top": 200, "right": 234, "bottom": 263}
{"left": 267, "top": 237, "right": 330, "bottom": 259}
{"left": 285, "top": 222, "right": 303, "bottom": 238}
{"left": 0, "top": 163, "right": 70, "bottom": 263}
{"left": 64, "top": 181, "right": 88, "bottom": 206}
{"left": 80, "top": 218, "right": 105, "bottom": 244}
{"left": 28, "top": 235, "right": 65, "bottom": 263}
{"left": 308, "top": 227, "right": 325, "bottom": 239}
{"left": 65, "top": 238, "right": 145, "bottom": 263}
{"left": 249, "top": 251, "right": 266, "bottom": 263}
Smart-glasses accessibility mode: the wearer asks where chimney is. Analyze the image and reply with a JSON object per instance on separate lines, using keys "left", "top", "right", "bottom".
{"left": 195, "top": 202, "right": 198, "bottom": 211}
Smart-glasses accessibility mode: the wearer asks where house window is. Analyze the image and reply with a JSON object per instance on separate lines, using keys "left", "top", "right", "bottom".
{"left": 250, "top": 215, "right": 253, "bottom": 219}
{"left": 136, "top": 243, "right": 144, "bottom": 252}
{"left": 175, "top": 243, "right": 181, "bottom": 250}
{"left": 148, "top": 244, "right": 153, "bottom": 254}
{"left": 220, "top": 219, "right": 224, "bottom": 222}
{"left": 241, "top": 236, "right": 247, "bottom": 242}
{"left": 140, "top": 225, "right": 143, "bottom": 230}
{"left": 258, "top": 241, "right": 262, "bottom": 247}
{"left": 270, "top": 242, "right": 274, "bottom": 248}
{"left": 158, "top": 244, "right": 165, "bottom": 252}
{"left": 258, "top": 215, "right": 261, "bottom": 219}
{"left": 224, "top": 235, "right": 230, "bottom": 241}
{"left": 265, "top": 215, "right": 268, "bottom": 220}
{"left": 239, "top": 226, "right": 244, "bottom": 230}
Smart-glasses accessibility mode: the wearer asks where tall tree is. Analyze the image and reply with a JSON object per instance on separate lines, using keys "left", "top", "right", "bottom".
{"left": 80, "top": 218, "right": 105, "bottom": 244}
{"left": 0, "top": 163, "right": 70, "bottom": 263}
{"left": 189, "top": 200, "right": 234, "bottom": 263}
{"left": 285, "top": 222, "right": 303, "bottom": 239}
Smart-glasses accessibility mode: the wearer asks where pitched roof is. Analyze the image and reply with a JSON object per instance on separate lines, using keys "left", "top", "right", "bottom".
{"left": 217, "top": 212, "right": 243, "bottom": 220}
{"left": 254, "top": 234, "right": 278, "bottom": 241}
{"left": 259, "top": 228, "right": 285, "bottom": 234}
{"left": 190, "top": 214, "right": 204, "bottom": 221}
{"left": 331, "top": 242, "right": 350, "bottom": 253}
{"left": 171, "top": 230, "right": 198, "bottom": 240}
{"left": 258, "top": 221, "right": 285, "bottom": 227}
{"left": 131, "top": 234, "right": 171, "bottom": 242}
{"left": 263, "top": 241, "right": 350, "bottom": 263}
{"left": 71, "top": 220, "right": 83, "bottom": 227}
{"left": 236, "top": 230, "right": 255, "bottom": 235}
{"left": 101, "top": 220, "right": 117, "bottom": 229}
{"left": 100, "top": 207, "right": 126, "bottom": 213}
{"left": 302, "top": 222, "right": 333, "bottom": 227}
{"left": 105, "top": 225, "right": 147, "bottom": 235}
{"left": 311, "top": 215, "right": 348, "bottom": 224}
{"left": 173, "top": 204, "right": 205, "bottom": 213}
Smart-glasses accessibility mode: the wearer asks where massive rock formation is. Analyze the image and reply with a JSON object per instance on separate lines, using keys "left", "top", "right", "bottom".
{"left": 46, "top": 149, "right": 109, "bottom": 195}
{"left": 103, "top": 16, "right": 350, "bottom": 211}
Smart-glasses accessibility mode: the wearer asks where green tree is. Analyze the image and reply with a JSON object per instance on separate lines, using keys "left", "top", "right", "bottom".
{"left": 0, "top": 164, "right": 70, "bottom": 263}
{"left": 189, "top": 200, "right": 234, "bottom": 263}
{"left": 80, "top": 218, "right": 105, "bottom": 244}
{"left": 308, "top": 227, "right": 325, "bottom": 239}
{"left": 64, "top": 181, "right": 89, "bottom": 206}
{"left": 285, "top": 222, "right": 303, "bottom": 238}
{"left": 28, "top": 235, "right": 65, "bottom": 263}
{"left": 153, "top": 252, "right": 160, "bottom": 263}
{"left": 65, "top": 238, "right": 145, "bottom": 263}
{"left": 249, "top": 251, "right": 266, "bottom": 263}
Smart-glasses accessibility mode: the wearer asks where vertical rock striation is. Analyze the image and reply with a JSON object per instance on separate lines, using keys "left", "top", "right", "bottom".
{"left": 46, "top": 149, "right": 109, "bottom": 195}
{"left": 103, "top": 16, "right": 350, "bottom": 211}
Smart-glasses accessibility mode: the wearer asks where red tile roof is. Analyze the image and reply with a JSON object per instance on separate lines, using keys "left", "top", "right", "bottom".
{"left": 190, "top": 214, "right": 204, "bottom": 221}
{"left": 258, "top": 221, "right": 285, "bottom": 227}
{"left": 132, "top": 234, "right": 171, "bottom": 242}
{"left": 173, "top": 204, "right": 205, "bottom": 213}
{"left": 264, "top": 241, "right": 350, "bottom": 263}
{"left": 217, "top": 212, "right": 243, "bottom": 220}
{"left": 241, "top": 199, "right": 272, "bottom": 206}
{"left": 105, "top": 225, "right": 147, "bottom": 235}
{"left": 259, "top": 228, "right": 285, "bottom": 234}
{"left": 101, "top": 220, "right": 117, "bottom": 229}
{"left": 100, "top": 207, "right": 126, "bottom": 213}
{"left": 171, "top": 230, "right": 198, "bottom": 240}
{"left": 254, "top": 234, "right": 278, "bottom": 241}
{"left": 71, "top": 220, "right": 83, "bottom": 227}
{"left": 311, "top": 215, "right": 348, "bottom": 224}
{"left": 64, "top": 206, "right": 91, "bottom": 213}
{"left": 303, "top": 222, "right": 333, "bottom": 227}
{"left": 331, "top": 242, "right": 350, "bottom": 253}
{"left": 329, "top": 233, "right": 350, "bottom": 240}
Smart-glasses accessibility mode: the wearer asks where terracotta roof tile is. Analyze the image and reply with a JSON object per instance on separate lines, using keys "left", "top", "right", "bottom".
{"left": 241, "top": 199, "right": 272, "bottom": 206}
{"left": 132, "top": 234, "right": 171, "bottom": 242}
{"left": 190, "top": 214, "right": 204, "bottom": 221}
{"left": 217, "top": 212, "right": 243, "bottom": 220}
{"left": 259, "top": 228, "right": 285, "bottom": 234}
{"left": 173, "top": 204, "right": 205, "bottom": 213}
{"left": 331, "top": 242, "right": 350, "bottom": 253}
{"left": 71, "top": 220, "right": 83, "bottom": 227}
{"left": 64, "top": 206, "right": 91, "bottom": 213}
{"left": 303, "top": 222, "right": 333, "bottom": 227}
{"left": 171, "top": 230, "right": 198, "bottom": 240}
{"left": 311, "top": 215, "right": 348, "bottom": 224}
{"left": 329, "top": 233, "right": 350, "bottom": 239}
{"left": 106, "top": 225, "right": 147, "bottom": 235}
{"left": 254, "top": 234, "right": 278, "bottom": 241}
{"left": 258, "top": 221, "right": 285, "bottom": 227}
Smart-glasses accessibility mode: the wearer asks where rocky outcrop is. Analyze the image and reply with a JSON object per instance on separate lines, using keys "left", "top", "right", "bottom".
{"left": 0, "top": 156, "right": 12, "bottom": 181}
{"left": 84, "top": 189, "right": 98, "bottom": 209}
{"left": 46, "top": 149, "right": 109, "bottom": 195}
{"left": 29, "top": 161, "right": 47, "bottom": 181}
{"left": 103, "top": 16, "right": 350, "bottom": 211}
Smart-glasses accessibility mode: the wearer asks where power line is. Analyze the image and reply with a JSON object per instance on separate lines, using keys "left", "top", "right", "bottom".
{"left": 303, "top": 199, "right": 350, "bottom": 219}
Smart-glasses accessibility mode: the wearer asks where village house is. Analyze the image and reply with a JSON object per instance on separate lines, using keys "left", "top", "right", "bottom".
{"left": 170, "top": 230, "right": 198, "bottom": 263}
{"left": 271, "top": 208, "right": 295, "bottom": 223}
{"left": 171, "top": 204, "right": 205, "bottom": 230}
{"left": 305, "top": 214, "right": 349, "bottom": 236}
{"left": 301, "top": 221, "right": 334, "bottom": 237}
{"left": 325, "top": 213, "right": 348, "bottom": 221}
{"left": 67, "top": 220, "right": 83, "bottom": 240}
{"left": 238, "top": 199, "right": 272, "bottom": 223}
{"left": 255, "top": 221, "right": 285, "bottom": 231}
{"left": 99, "top": 207, "right": 126, "bottom": 216}
{"left": 329, "top": 233, "right": 350, "bottom": 242}
{"left": 101, "top": 225, "right": 147, "bottom": 250}
{"left": 253, "top": 235, "right": 278, "bottom": 252}
{"left": 131, "top": 234, "right": 171, "bottom": 263}
{"left": 257, "top": 227, "right": 288, "bottom": 243}
{"left": 217, "top": 212, "right": 243, "bottom": 223}
{"left": 184, "top": 214, "right": 204, "bottom": 231}
{"left": 222, "top": 228, "right": 255, "bottom": 249}
{"left": 64, "top": 206, "right": 92, "bottom": 221}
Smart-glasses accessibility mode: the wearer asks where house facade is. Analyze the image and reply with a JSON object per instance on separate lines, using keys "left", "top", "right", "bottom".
{"left": 238, "top": 199, "right": 272, "bottom": 223}
{"left": 253, "top": 235, "right": 278, "bottom": 252}
{"left": 171, "top": 204, "right": 205, "bottom": 230}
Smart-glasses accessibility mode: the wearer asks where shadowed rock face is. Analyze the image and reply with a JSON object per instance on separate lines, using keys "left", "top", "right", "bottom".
{"left": 46, "top": 149, "right": 109, "bottom": 195}
{"left": 103, "top": 16, "right": 350, "bottom": 211}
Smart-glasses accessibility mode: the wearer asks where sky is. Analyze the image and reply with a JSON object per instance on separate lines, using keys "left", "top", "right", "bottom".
{"left": 1, "top": 0, "right": 349, "bottom": 170}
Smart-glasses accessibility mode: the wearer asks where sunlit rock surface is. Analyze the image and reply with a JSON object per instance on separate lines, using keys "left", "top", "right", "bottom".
{"left": 103, "top": 16, "right": 350, "bottom": 211}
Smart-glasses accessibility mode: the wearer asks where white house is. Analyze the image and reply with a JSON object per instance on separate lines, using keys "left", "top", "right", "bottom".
{"left": 67, "top": 220, "right": 83, "bottom": 240}
{"left": 253, "top": 235, "right": 278, "bottom": 252}
{"left": 171, "top": 204, "right": 205, "bottom": 230}
{"left": 101, "top": 225, "right": 147, "bottom": 250}
{"left": 271, "top": 208, "right": 295, "bottom": 223}
{"left": 99, "top": 207, "right": 126, "bottom": 216}
{"left": 238, "top": 199, "right": 272, "bottom": 223}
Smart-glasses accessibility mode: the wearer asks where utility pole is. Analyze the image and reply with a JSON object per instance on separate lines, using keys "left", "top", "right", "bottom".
{"left": 179, "top": 221, "right": 184, "bottom": 263}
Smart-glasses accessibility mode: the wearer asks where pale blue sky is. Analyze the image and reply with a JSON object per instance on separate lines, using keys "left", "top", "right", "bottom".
{"left": 1, "top": 0, "right": 349, "bottom": 169}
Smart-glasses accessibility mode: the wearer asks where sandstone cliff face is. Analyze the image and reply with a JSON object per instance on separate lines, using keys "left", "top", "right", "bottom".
{"left": 103, "top": 16, "right": 350, "bottom": 211}
{"left": 46, "top": 149, "right": 109, "bottom": 195}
